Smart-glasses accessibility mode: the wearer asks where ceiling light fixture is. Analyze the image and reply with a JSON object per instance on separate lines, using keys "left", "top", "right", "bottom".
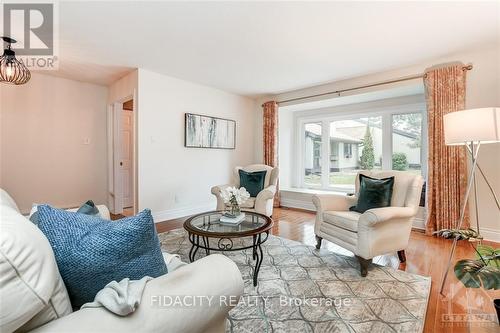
{"left": 0, "top": 37, "right": 31, "bottom": 85}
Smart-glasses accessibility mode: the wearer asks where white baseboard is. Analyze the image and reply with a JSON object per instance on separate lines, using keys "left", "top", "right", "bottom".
{"left": 480, "top": 227, "right": 500, "bottom": 243}
{"left": 412, "top": 207, "right": 426, "bottom": 230}
{"left": 152, "top": 202, "right": 215, "bottom": 223}
{"left": 412, "top": 217, "right": 426, "bottom": 231}
{"left": 280, "top": 198, "right": 316, "bottom": 212}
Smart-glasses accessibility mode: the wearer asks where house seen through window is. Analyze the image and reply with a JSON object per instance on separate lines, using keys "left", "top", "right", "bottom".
{"left": 304, "top": 123, "right": 322, "bottom": 186}
{"left": 302, "top": 109, "right": 425, "bottom": 191}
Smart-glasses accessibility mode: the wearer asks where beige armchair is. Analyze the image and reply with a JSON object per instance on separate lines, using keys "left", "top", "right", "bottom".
{"left": 313, "top": 170, "right": 424, "bottom": 277}
{"left": 211, "top": 164, "right": 279, "bottom": 217}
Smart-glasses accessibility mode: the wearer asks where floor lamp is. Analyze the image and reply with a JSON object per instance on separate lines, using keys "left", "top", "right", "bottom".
{"left": 439, "top": 107, "right": 500, "bottom": 295}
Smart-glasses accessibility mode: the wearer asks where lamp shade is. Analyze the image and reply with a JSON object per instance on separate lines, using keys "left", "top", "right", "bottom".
{"left": 444, "top": 107, "right": 500, "bottom": 145}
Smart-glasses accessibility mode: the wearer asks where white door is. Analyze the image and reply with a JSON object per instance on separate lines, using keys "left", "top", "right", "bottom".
{"left": 121, "top": 111, "right": 133, "bottom": 208}
{"left": 111, "top": 102, "right": 124, "bottom": 214}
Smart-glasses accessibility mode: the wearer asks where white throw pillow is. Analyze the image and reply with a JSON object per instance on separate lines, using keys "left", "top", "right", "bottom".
{"left": 0, "top": 188, "right": 20, "bottom": 212}
{"left": 0, "top": 204, "right": 72, "bottom": 333}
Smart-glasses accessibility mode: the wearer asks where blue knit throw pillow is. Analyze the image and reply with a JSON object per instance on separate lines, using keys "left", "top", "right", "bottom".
{"left": 36, "top": 205, "right": 167, "bottom": 308}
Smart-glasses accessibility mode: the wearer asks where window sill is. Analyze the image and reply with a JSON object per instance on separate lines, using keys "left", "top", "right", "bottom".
{"left": 280, "top": 187, "right": 350, "bottom": 196}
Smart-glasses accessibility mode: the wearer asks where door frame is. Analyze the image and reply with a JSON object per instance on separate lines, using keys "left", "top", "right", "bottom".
{"left": 107, "top": 91, "right": 138, "bottom": 215}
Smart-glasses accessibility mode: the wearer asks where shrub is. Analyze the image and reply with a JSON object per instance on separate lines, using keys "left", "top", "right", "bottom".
{"left": 392, "top": 152, "right": 408, "bottom": 171}
{"left": 360, "top": 126, "right": 375, "bottom": 170}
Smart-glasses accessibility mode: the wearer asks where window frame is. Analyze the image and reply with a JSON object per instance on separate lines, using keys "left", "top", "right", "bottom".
{"left": 296, "top": 102, "right": 427, "bottom": 192}
{"left": 343, "top": 143, "right": 352, "bottom": 158}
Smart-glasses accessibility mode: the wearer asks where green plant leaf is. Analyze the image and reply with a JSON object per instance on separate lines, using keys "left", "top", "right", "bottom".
{"left": 475, "top": 245, "right": 500, "bottom": 268}
{"left": 454, "top": 259, "right": 500, "bottom": 290}
{"left": 434, "top": 228, "right": 482, "bottom": 241}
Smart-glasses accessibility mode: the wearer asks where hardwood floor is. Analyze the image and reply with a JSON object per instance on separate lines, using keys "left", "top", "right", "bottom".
{"left": 156, "top": 207, "right": 500, "bottom": 333}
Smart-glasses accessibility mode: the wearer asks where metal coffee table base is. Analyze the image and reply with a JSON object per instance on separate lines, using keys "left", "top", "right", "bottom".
{"left": 187, "top": 232, "right": 269, "bottom": 286}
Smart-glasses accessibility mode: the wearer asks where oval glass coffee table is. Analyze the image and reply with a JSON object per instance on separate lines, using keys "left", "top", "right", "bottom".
{"left": 184, "top": 211, "right": 273, "bottom": 286}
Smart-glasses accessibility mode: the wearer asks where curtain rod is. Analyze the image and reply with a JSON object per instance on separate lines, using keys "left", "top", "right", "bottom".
{"left": 275, "top": 64, "right": 473, "bottom": 105}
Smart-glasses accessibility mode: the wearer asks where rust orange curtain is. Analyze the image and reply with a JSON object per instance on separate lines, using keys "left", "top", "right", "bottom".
{"left": 262, "top": 101, "right": 280, "bottom": 207}
{"left": 424, "top": 64, "right": 469, "bottom": 234}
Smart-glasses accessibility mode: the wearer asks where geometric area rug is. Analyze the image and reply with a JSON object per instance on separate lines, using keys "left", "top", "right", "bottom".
{"left": 159, "top": 228, "right": 431, "bottom": 333}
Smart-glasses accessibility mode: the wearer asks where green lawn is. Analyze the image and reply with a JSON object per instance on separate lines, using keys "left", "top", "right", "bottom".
{"left": 304, "top": 174, "right": 321, "bottom": 185}
{"left": 304, "top": 172, "right": 356, "bottom": 186}
{"left": 330, "top": 173, "right": 357, "bottom": 184}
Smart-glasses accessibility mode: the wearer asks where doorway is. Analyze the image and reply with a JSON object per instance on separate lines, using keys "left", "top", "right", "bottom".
{"left": 121, "top": 99, "right": 134, "bottom": 215}
{"left": 107, "top": 96, "right": 136, "bottom": 216}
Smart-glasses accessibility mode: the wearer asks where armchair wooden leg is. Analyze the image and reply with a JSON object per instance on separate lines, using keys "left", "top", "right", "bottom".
{"left": 355, "top": 256, "right": 372, "bottom": 277}
{"left": 397, "top": 250, "right": 406, "bottom": 263}
{"left": 315, "top": 236, "right": 322, "bottom": 249}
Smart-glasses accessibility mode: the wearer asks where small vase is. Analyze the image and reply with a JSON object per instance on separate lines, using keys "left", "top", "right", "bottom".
{"left": 230, "top": 204, "right": 241, "bottom": 217}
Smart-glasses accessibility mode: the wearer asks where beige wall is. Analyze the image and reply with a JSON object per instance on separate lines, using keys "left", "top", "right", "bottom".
{"left": 108, "top": 70, "right": 138, "bottom": 104}
{"left": 278, "top": 104, "right": 294, "bottom": 189}
{"left": 0, "top": 73, "right": 109, "bottom": 213}
{"left": 137, "top": 69, "right": 257, "bottom": 221}
{"left": 258, "top": 43, "right": 500, "bottom": 241}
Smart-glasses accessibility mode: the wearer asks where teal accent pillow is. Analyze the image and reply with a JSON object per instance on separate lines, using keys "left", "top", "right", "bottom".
{"left": 350, "top": 174, "right": 395, "bottom": 213}
{"left": 239, "top": 170, "right": 267, "bottom": 197}
{"left": 29, "top": 211, "right": 40, "bottom": 225}
{"left": 30, "top": 200, "right": 99, "bottom": 225}
{"left": 76, "top": 200, "right": 99, "bottom": 215}
{"left": 36, "top": 205, "right": 167, "bottom": 308}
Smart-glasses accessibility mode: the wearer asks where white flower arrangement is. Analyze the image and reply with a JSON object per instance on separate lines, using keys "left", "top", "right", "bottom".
{"left": 221, "top": 186, "right": 250, "bottom": 207}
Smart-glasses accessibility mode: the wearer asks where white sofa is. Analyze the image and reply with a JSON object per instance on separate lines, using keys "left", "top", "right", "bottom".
{"left": 211, "top": 164, "right": 279, "bottom": 217}
{"left": 0, "top": 189, "right": 244, "bottom": 333}
{"left": 313, "top": 171, "right": 424, "bottom": 277}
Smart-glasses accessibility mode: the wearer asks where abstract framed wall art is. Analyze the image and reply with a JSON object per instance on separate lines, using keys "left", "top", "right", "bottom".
{"left": 185, "top": 113, "right": 236, "bottom": 149}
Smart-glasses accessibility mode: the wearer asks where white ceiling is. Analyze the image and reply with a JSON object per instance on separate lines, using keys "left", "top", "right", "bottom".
{"left": 36, "top": 1, "right": 500, "bottom": 96}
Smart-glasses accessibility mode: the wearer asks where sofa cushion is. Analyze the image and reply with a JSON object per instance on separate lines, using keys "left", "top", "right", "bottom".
{"left": 241, "top": 197, "right": 256, "bottom": 208}
{"left": 323, "top": 211, "right": 361, "bottom": 232}
{"left": 0, "top": 205, "right": 72, "bottom": 333}
{"left": 36, "top": 206, "right": 168, "bottom": 308}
